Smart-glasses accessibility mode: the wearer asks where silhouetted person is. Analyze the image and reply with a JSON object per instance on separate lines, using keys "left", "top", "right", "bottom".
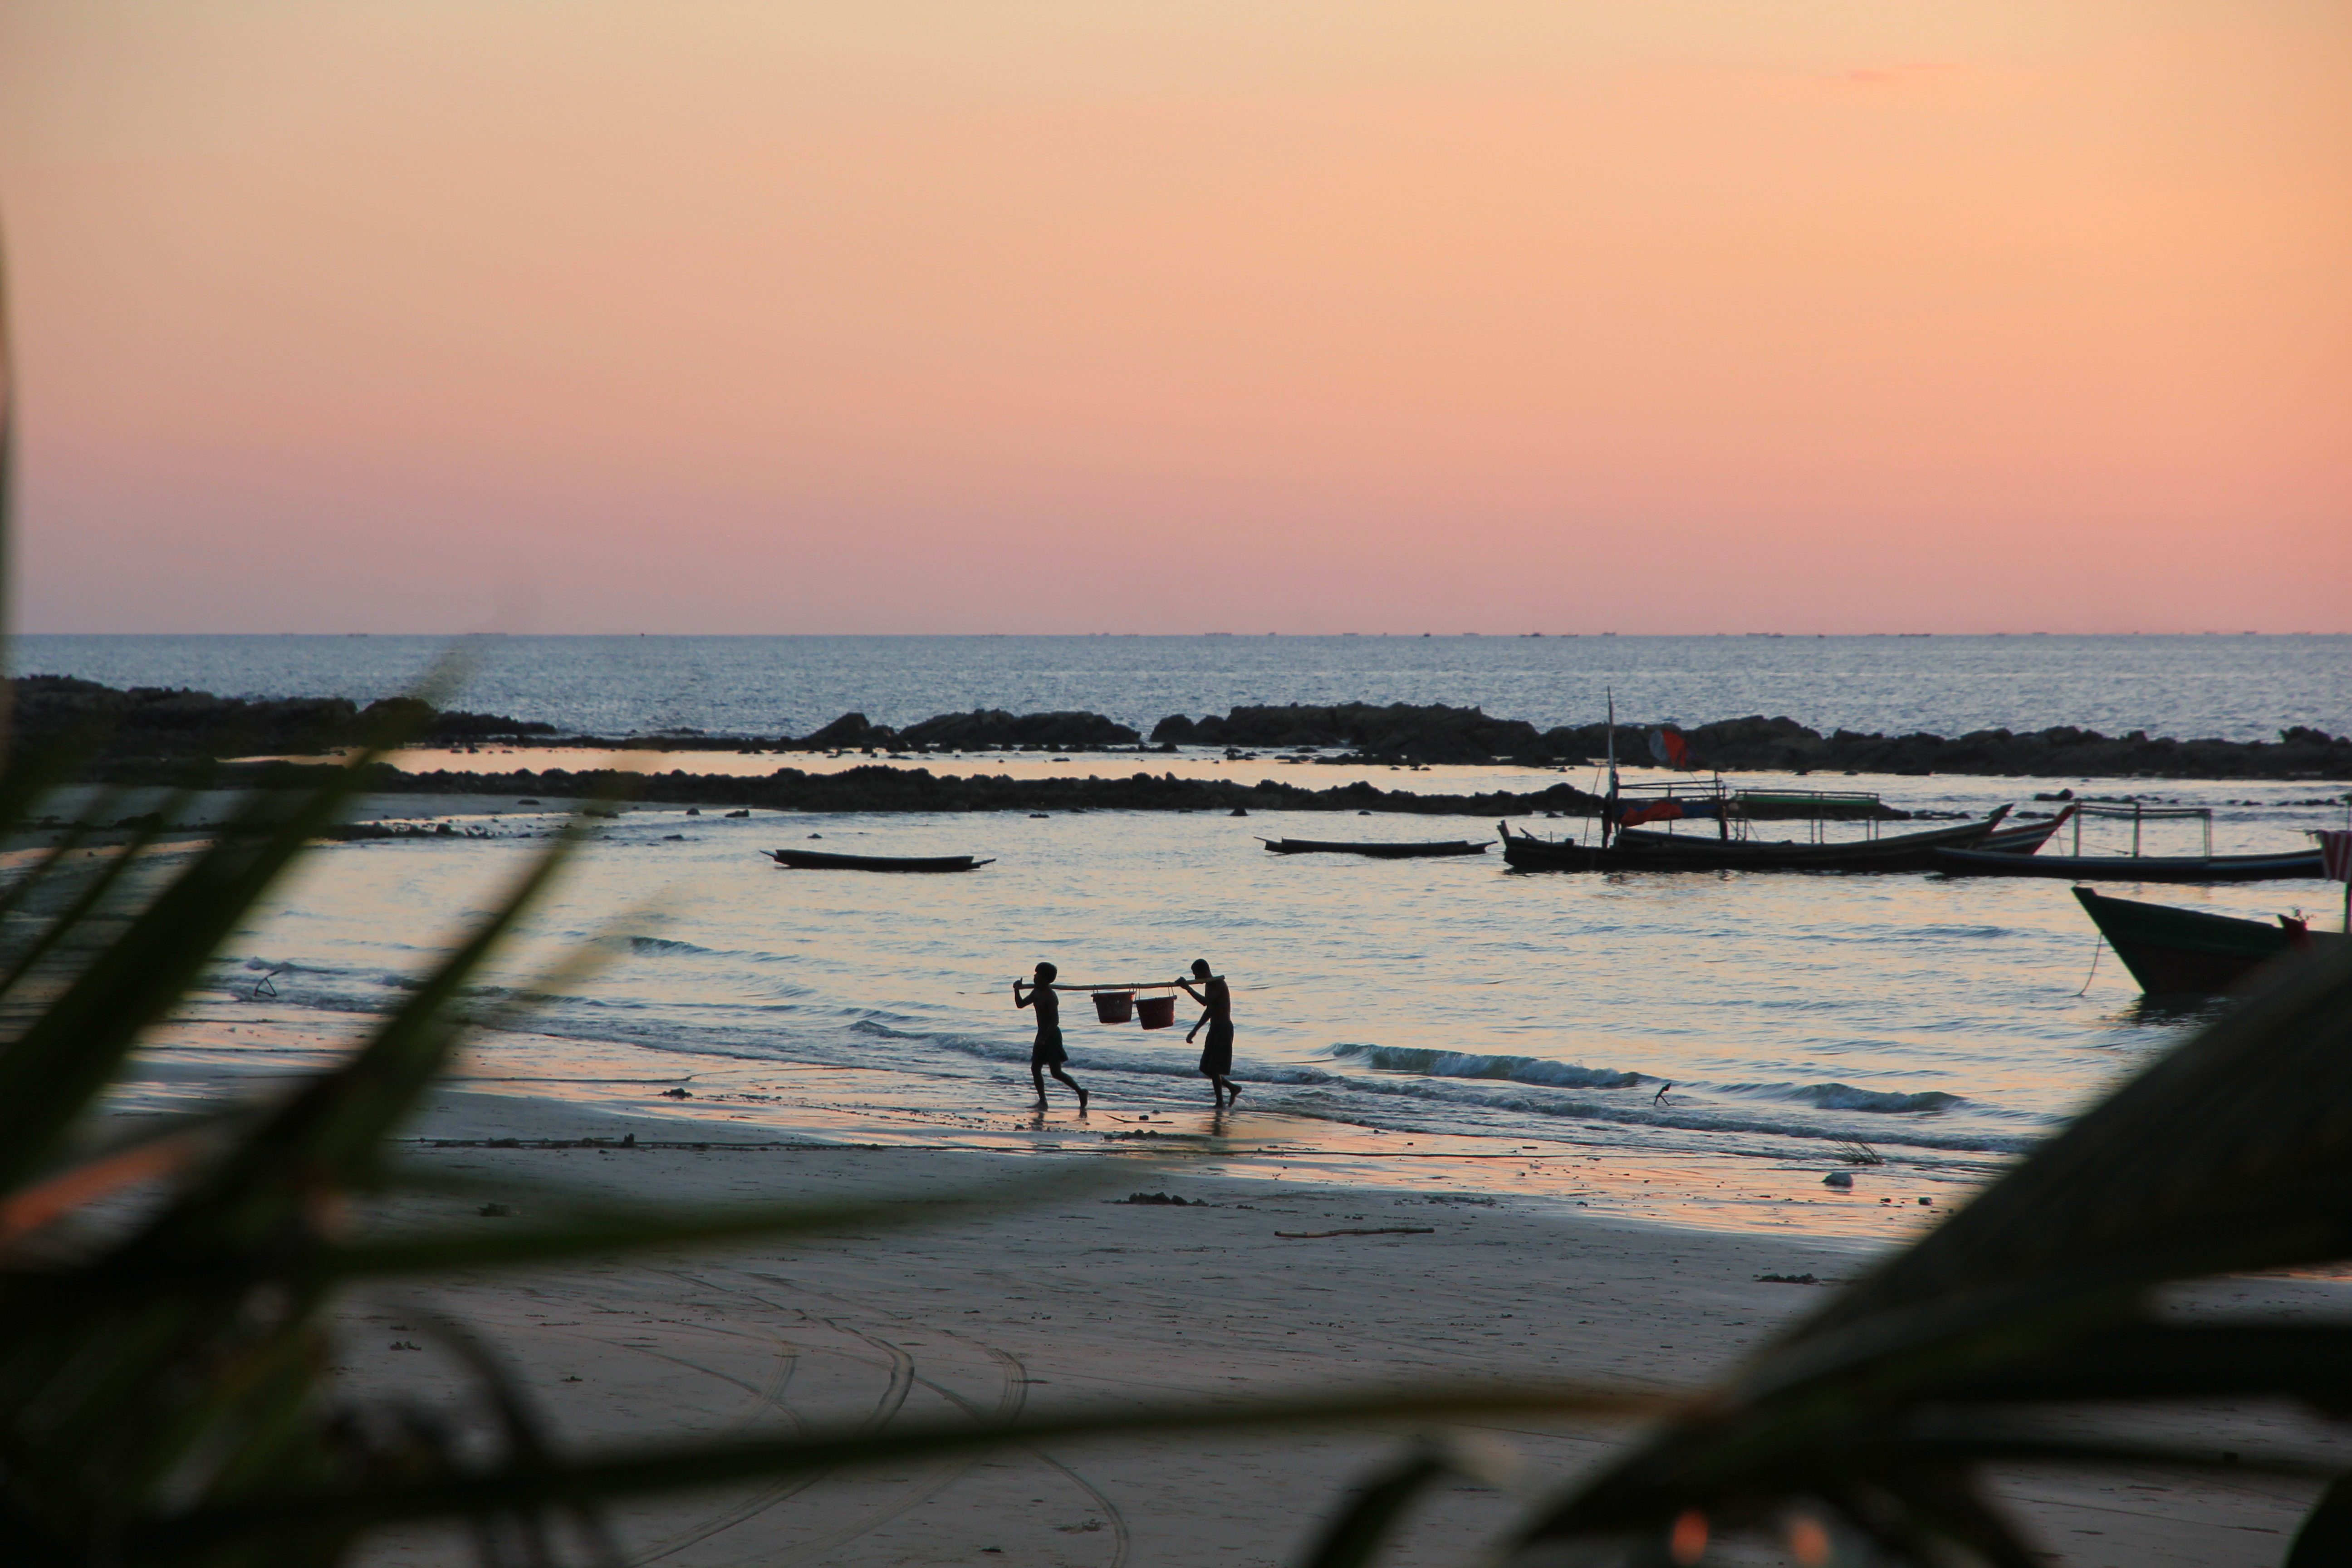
{"left": 1014, "top": 961, "right": 1087, "bottom": 1112}
{"left": 1177, "top": 958, "right": 1240, "bottom": 1107}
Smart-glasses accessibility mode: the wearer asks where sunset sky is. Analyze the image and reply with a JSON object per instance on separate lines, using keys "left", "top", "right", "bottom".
{"left": 3, "top": 2, "right": 2346, "bottom": 634}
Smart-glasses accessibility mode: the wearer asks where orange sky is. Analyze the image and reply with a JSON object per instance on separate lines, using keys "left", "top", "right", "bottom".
{"left": 4, "top": 2, "right": 2347, "bottom": 633}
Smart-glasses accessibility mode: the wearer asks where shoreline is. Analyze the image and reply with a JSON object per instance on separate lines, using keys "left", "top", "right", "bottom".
{"left": 100, "top": 1038, "right": 2343, "bottom": 1565}
{"left": 125, "top": 1012, "right": 1999, "bottom": 1248}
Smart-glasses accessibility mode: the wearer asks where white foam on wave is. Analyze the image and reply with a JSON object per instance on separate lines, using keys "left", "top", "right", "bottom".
{"left": 1327, "top": 1042, "right": 1643, "bottom": 1090}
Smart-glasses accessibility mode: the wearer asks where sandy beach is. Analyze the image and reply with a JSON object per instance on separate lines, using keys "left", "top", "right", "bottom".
{"left": 105, "top": 1056, "right": 2327, "bottom": 1567}
{"left": 335, "top": 1096, "right": 2339, "bottom": 1566}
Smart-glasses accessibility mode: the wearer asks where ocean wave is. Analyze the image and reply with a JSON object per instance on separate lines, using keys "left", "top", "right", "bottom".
{"left": 1721, "top": 1081, "right": 1965, "bottom": 1114}
{"left": 1287, "top": 1073, "right": 2026, "bottom": 1153}
{"left": 628, "top": 935, "right": 715, "bottom": 956}
{"left": 625, "top": 935, "right": 797, "bottom": 965}
{"left": 234, "top": 956, "right": 344, "bottom": 975}
{"left": 1328, "top": 1043, "right": 1642, "bottom": 1090}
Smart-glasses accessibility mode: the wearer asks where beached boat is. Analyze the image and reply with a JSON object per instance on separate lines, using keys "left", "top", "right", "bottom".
{"left": 2072, "top": 886, "right": 2340, "bottom": 994}
{"left": 1259, "top": 837, "right": 1490, "bottom": 858}
{"left": 1934, "top": 846, "right": 2324, "bottom": 882}
{"left": 1499, "top": 808, "right": 2012, "bottom": 874}
{"left": 766, "top": 848, "right": 995, "bottom": 873}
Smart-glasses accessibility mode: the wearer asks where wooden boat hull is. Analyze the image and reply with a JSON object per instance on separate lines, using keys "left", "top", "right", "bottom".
{"left": 1260, "top": 838, "right": 1490, "bottom": 858}
{"left": 1977, "top": 807, "right": 2074, "bottom": 855}
{"left": 2072, "top": 886, "right": 2340, "bottom": 994}
{"left": 1935, "top": 848, "right": 2324, "bottom": 883}
{"left": 767, "top": 848, "right": 994, "bottom": 873}
{"left": 1500, "top": 810, "right": 2010, "bottom": 874}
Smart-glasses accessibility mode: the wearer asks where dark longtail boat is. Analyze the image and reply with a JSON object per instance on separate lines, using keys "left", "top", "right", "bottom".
{"left": 2072, "top": 885, "right": 2340, "bottom": 995}
{"left": 1259, "top": 837, "right": 1489, "bottom": 858}
{"left": 1499, "top": 808, "right": 2012, "bottom": 873}
{"left": 766, "top": 848, "right": 995, "bottom": 873}
{"left": 1504, "top": 692, "right": 2014, "bottom": 872}
{"left": 1934, "top": 846, "right": 2325, "bottom": 882}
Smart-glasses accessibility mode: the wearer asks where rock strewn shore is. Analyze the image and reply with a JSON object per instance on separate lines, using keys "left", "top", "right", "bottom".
{"left": 1152, "top": 705, "right": 2352, "bottom": 779}
{"left": 9, "top": 674, "right": 554, "bottom": 762}
{"left": 14, "top": 677, "right": 2349, "bottom": 784}
{"left": 227, "top": 760, "right": 1608, "bottom": 819}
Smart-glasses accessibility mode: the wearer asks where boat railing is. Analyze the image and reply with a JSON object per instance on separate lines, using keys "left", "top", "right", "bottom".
{"left": 1610, "top": 776, "right": 1739, "bottom": 840}
{"left": 2071, "top": 802, "right": 2213, "bottom": 858}
{"left": 1731, "top": 789, "right": 1887, "bottom": 843}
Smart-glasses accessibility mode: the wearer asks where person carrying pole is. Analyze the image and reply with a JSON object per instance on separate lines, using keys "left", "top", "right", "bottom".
{"left": 1013, "top": 961, "right": 1088, "bottom": 1112}
{"left": 1176, "top": 958, "right": 1241, "bottom": 1108}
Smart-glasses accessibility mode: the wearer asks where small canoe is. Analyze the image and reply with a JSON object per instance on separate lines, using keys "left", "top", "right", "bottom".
{"left": 1259, "top": 837, "right": 1490, "bottom": 858}
{"left": 766, "top": 848, "right": 995, "bottom": 873}
{"left": 2073, "top": 886, "right": 2341, "bottom": 995}
{"left": 1935, "top": 847, "right": 2324, "bottom": 883}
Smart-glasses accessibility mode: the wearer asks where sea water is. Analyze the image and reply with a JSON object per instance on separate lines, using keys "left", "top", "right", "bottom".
{"left": 31, "top": 634, "right": 2346, "bottom": 1229}
{"left": 19, "top": 632, "right": 2351, "bottom": 742}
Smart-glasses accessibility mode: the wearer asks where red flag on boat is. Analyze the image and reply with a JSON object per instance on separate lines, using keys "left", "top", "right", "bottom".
{"left": 2321, "top": 830, "right": 2352, "bottom": 883}
{"left": 1647, "top": 726, "right": 1696, "bottom": 770}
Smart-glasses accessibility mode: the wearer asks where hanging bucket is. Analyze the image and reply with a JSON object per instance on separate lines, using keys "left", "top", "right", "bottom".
{"left": 1092, "top": 991, "right": 1135, "bottom": 1024}
{"left": 1135, "top": 995, "right": 1178, "bottom": 1030}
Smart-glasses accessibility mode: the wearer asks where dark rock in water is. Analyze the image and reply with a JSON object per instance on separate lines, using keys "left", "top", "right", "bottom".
{"left": 1160, "top": 702, "right": 1541, "bottom": 764}
{"left": 1229, "top": 806, "right": 1248, "bottom": 817}
{"left": 899, "top": 708, "right": 1139, "bottom": 750}
{"left": 802, "top": 711, "right": 897, "bottom": 749}
{"left": 1529, "top": 711, "right": 2352, "bottom": 784}
{"left": 1120, "top": 1192, "right": 1201, "bottom": 1206}
{"left": 1822, "top": 1171, "right": 1854, "bottom": 1188}
{"left": 7, "top": 674, "right": 551, "bottom": 769}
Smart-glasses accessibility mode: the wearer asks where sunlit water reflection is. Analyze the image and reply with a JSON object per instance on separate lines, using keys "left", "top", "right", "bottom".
{"left": 109, "top": 761, "right": 2342, "bottom": 1236}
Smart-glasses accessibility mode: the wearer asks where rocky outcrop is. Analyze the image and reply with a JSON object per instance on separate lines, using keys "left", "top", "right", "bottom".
{"left": 1523, "top": 715, "right": 2352, "bottom": 781}
{"left": 1152, "top": 703, "right": 1542, "bottom": 764}
{"left": 21, "top": 677, "right": 2349, "bottom": 783}
{"left": 227, "top": 760, "right": 1606, "bottom": 819}
{"left": 896, "top": 709, "right": 1140, "bottom": 750}
{"left": 1147, "top": 702, "right": 2351, "bottom": 780}
{"left": 800, "top": 711, "right": 896, "bottom": 750}
{"left": 8, "top": 675, "right": 554, "bottom": 764}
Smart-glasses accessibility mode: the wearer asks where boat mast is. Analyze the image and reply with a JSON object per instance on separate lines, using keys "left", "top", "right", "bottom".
{"left": 1604, "top": 688, "right": 1619, "bottom": 848}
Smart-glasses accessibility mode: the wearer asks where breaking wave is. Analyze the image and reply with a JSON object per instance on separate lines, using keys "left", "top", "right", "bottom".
{"left": 1328, "top": 1043, "right": 1642, "bottom": 1090}
{"left": 1723, "top": 1081, "right": 1965, "bottom": 1114}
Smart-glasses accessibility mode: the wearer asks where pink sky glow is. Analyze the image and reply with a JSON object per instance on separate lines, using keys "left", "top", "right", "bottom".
{"left": 3, "top": 2, "right": 2347, "bottom": 634}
